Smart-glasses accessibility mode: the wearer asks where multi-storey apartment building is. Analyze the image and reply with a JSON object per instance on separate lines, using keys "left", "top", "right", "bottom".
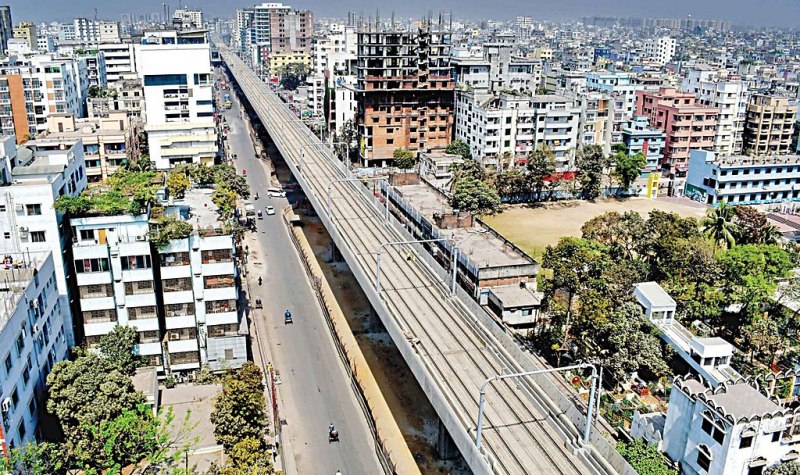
{"left": 70, "top": 188, "right": 245, "bottom": 374}
{"left": 12, "top": 22, "right": 36, "bottom": 50}
{"left": 97, "top": 43, "right": 137, "bottom": 83}
{"left": 451, "top": 43, "right": 542, "bottom": 95}
{"left": 685, "top": 149, "right": 800, "bottom": 205}
{"left": 585, "top": 71, "right": 661, "bottom": 143}
{"left": 621, "top": 115, "right": 666, "bottom": 170}
{"left": 73, "top": 18, "right": 120, "bottom": 44}
{"left": 643, "top": 36, "right": 676, "bottom": 65}
{"left": 455, "top": 92, "right": 581, "bottom": 170}
{"left": 237, "top": 3, "right": 312, "bottom": 75}
{"left": 636, "top": 87, "right": 719, "bottom": 171}
{"left": 663, "top": 375, "right": 799, "bottom": 475}
{"left": 87, "top": 79, "right": 144, "bottom": 119}
{"left": 306, "top": 24, "right": 357, "bottom": 131}
{"left": 172, "top": 8, "right": 204, "bottom": 29}
{"left": 565, "top": 90, "right": 614, "bottom": 156}
{"left": 0, "top": 6, "right": 12, "bottom": 55}
{"left": 743, "top": 94, "right": 797, "bottom": 156}
{"left": 0, "top": 54, "right": 89, "bottom": 136}
{"left": 356, "top": 24, "right": 454, "bottom": 166}
{"left": 0, "top": 74, "right": 29, "bottom": 141}
{"left": 76, "top": 50, "right": 107, "bottom": 88}
{"left": 0, "top": 251, "right": 69, "bottom": 453}
{"left": 137, "top": 30, "right": 217, "bottom": 170}
{"left": 0, "top": 135, "right": 88, "bottom": 345}
{"left": 37, "top": 112, "right": 137, "bottom": 182}
{"left": 682, "top": 67, "right": 748, "bottom": 156}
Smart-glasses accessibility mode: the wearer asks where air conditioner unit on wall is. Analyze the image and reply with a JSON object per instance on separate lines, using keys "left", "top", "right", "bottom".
{"left": 2, "top": 398, "right": 11, "bottom": 413}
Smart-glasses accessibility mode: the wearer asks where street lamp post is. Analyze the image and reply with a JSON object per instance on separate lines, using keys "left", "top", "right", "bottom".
{"left": 375, "top": 238, "right": 458, "bottom": 297}
{"left": 475, "top": 363, "right": 598, "bottom": 451}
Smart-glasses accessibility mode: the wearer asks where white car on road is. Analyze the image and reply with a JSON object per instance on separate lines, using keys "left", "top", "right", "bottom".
{"left": 266, "top": 206, "right": 276, "bottom": 215}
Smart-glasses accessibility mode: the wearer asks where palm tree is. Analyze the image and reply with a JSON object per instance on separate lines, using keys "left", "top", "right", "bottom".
{"left": 762, "top": 223, "right": 783, "bottom": 245}
{"left": 701, "top": 200, "right": 737, "bottom": 249}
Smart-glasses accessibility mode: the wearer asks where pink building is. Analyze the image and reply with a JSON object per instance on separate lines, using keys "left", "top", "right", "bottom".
{"left": 635, "top": 87, "right": 719, "bottom": 173}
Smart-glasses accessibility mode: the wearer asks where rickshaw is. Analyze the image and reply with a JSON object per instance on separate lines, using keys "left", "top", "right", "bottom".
{"left": 255, "top": 298, "right": 262, "bottom": 309}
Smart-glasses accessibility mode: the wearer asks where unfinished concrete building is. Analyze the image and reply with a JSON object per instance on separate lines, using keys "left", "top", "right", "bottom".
{"left": 355, "top": 20, "right": 454, "bottom": 167}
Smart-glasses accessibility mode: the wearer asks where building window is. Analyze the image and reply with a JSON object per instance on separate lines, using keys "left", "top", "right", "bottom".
{"left": 144, "top": 74, "right": 187, "bottom": 86}
{"left": 25, "top": 204, "right": 41, "bottom": 215}
{"left": 701, "top": 414, "right": 726, "bottom": 443}
{"left": 4, "top": 354, "right": 11, "bottom": 374}
{"left": 224, "top": 348, "right": 234, "bottom": 360}
{"left": 75, "top": 258, "right": 109, "bottom": 273}
{"left": 121, "top": 255, "right": 152, "bottom": 270}
{"left": 124, "top": 281, "right": 154, "bottom": 295}
{"left": 79, "top": 229, "right": 95, "bottom": 241}
{"left": 30, "top": 231, "right": 45, "bottom": 243}
{"left": 697, "top": 445, "right": 712, "bottom": 472}
{"left": 15, "top": 334, "right": 24, "bottom": 355}
{"left": 3, "top": 233, "right": 9, "bottom": 239}
{"left": 740, "top": 435, "right": 754, "bottom": 448}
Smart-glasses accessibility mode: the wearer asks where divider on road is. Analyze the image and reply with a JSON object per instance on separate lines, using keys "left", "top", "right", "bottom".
{"left": 282, "top": 206, "right": 420, "bottom": 475}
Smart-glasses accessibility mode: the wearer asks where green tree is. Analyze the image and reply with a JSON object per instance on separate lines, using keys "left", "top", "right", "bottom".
{"left": 526, "top": 145, "right": 557, "bottom": 201}
{"left": 189, "top": 163, "right": 216, "bottom": 186}
{"left": 767, "top": 461, "right": 800, "bottom": 475}
{"left": 166, "top": 171, "right": 190, "bottom": 199}
{"left": 213, "top": 187, "right": 238, "bottom": 221}
{"left": 591, "top": 303, "right": 670, "bottom": 387}
{"left": 0, "top": 442, "right": 67, "bottom": 474}
{"left": 392, "top": 148, "right": 417, "bottom": 170}
{"left": 211, "top": 362, "right": 268, "bottom": 451}
{"left": 98, "top": 325, "right": 141, "bottom": 375}
{"left": 46, "top": 354, "right": 146, "bottom": 465}
{"left": 581, "top": 211, "right": 647, "bottom": 261}
{"left": 493, "top": 168, "right": 527, "bottom": 202}
{"left": 228, "top": 437, "right": 273, "bottom": 472}
{"left": 213, "top": 164, "right": 250, "bottom": 199}
{"left": 445, "top": 139, "right": 472, "bottom": 159}
{"left": 449, "top": 176, "right": 502, "bottom": 215}
{"left": 278, "top": 63, "right": 307, "bottom": 90}
{"left": 575, "top": 144, "right": 610, "bottom": 201}
{"left": 616, "top": 439, "right": 678, "bottom": 475}
{"left": 91, "top": 404, "right": 197, "bottom": 473}
{"left": 701, "top": 201, "right": 738, "bottom": 249}
{"left": 614, "top": 151, "right": 646, "bottom": 193}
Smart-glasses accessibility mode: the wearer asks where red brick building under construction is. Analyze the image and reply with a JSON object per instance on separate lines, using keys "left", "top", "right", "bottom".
{"left": 355, "top": 20, "right": 454, "bottom": 167}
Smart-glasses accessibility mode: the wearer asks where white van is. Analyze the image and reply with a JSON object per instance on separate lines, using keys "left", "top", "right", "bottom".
{"left": 267, "top": 187, "right": 286, "bottom": 198}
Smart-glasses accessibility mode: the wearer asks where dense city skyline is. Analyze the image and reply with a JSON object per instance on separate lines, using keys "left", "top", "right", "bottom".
{"left": 11, "top": 0, "right": 800, "bottom": 28}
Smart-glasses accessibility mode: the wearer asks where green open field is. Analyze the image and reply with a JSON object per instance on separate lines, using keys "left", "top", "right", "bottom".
{"left": 483, "top": 197, "right": 709, "bottom": 258}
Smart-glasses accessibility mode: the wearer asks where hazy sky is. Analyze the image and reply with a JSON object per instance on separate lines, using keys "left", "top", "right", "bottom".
{"left": 10, "top": 0, "right": 800, "bottom": 28}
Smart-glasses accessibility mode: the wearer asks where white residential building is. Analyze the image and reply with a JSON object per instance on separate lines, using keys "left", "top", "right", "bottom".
{"left": 455, "top": 91, "right": 580, "bottom": 170}
{"left": 0, "top": 251, "right": 70, "bottom": 453}
{"left": 73, "top": 18, "right": 121, "bottom": 44}
{"left": 306, "top": 24, "right": 357, "bottom": 131}
{"left": 663, "top": 375, "right": 800, "bottom": 475}
{"left": 644, "top": 37, "right": 677, "bottom": 65}
{"left": 0, "top": 135, "right": 88, "bottom": 346}
{"left": 634, "top": 282, "right": 740, "bottom": 386}
{"left": 70, "top": 188, "right": 246, "bottom": 374}
{"left": 97, "top": 43, "right": 137, "bottom": 83}
{"left": 71, "top": 214, "right": 164, "bottom": 368}
{"left": 682, "top": 67, "right": 748, "bottom": 156}
{"left": 137, "top": 30, "right": 217, "bottom": 170}
{"left": 585, "top": 71, "right": 660, "bottom": 143}
{"left": 172, "top": 8, "right": 204, "bottom": 29}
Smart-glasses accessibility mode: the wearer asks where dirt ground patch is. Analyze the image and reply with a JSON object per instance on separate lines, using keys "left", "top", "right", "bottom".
{"left": 483, "top": 197, "right": 708, "bottom": 258}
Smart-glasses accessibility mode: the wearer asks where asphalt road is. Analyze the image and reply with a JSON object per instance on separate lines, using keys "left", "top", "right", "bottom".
{"left": 222, "top": 87, "right": 383, "bottom": 475}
